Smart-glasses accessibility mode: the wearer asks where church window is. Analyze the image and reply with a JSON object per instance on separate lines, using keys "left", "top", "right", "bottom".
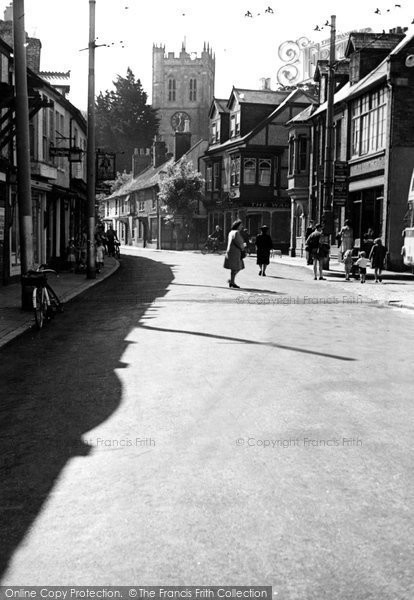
{"left": 168, "top": 79, "right": 176, "bottom": 101}
{"left": 189, "top": 78, "right": 197, "bottom": 101}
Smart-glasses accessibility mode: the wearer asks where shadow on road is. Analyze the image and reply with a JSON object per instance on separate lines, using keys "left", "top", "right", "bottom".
{"left": 0, "top": 256, "right": 174, "bottom": 580}
{"left": 138, "top": 324, "right": 356, "bottom": 361}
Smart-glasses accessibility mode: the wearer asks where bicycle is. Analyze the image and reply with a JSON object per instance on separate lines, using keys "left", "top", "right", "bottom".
{"left": 22, "top": 266, "right": 64, "bottom": 329}
{"left": 114, "top": 240, "right": 121, "bottom": 259}
{"left": 201, "top": 238, "right": 224, "bottom": 254}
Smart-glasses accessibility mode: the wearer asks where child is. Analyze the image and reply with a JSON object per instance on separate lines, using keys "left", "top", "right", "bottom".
{"left": 355, "top": 251, "right": 370, "bottom": 284}
{"left": 66, "top": 239, "right": 77, "bottom": 273}
{"left": 343, "top": 249, "right": 353, "bottom": 281}
{"left": 96, "top": 240, "right": 105, "bottom": 273}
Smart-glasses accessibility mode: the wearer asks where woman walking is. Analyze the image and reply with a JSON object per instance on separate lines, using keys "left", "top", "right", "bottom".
{"left": 224, "top": 219, "right": 245, "bottom": 288}
{"left": 369, "top": 237, "right": 387, "bottom": 282}
{"left": 255, "top": 225, "right": 273, "bottom": 276}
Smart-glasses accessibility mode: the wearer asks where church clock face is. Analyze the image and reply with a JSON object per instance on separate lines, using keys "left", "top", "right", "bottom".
{"left": 171, "top": 111, "right": 190, "bottom": 132}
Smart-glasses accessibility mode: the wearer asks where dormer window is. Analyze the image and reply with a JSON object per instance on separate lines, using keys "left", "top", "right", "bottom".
{"left": 230, "top": 112, "right": 240, "bottom": 138}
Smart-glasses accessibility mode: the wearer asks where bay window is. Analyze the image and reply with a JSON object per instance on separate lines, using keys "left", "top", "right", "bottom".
{"left": 259, "top": 159, "right": 272, "bottom": 186}
{"left": 243, "top": 158, "right": 256, "bottom": 184}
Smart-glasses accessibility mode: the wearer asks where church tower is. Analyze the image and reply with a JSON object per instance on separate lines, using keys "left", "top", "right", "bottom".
{"left": 152, "top": 41, "right": 215, "bottom": 153}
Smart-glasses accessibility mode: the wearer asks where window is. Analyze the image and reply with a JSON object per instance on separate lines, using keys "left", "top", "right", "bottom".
{"left": 351, "top": 88, "right": 386, "bottom": 157}
{"left": 230, "top": 112, "right": 240, "bottom": 138}
{"left": 298, "top": 137, "right": 307, "bottom": 172}
{"left": 206, "top": 166, "right": 212, "bottom": 191}
{"left": 42, "top": 107, "right": 48, "bottom": 161}
{"left": 273, "top": 156, "right": 280, "bottom": 187}
{"left": 189, "top": 78, "right": 197, "bottom": 101}
{"left": 139, "top": 201, "right": 145, "bottom": 211}
{"left": 288, "top": 137, "right": 294, "bottom": 175}
{"left": 115, "top": 199, "right": 118, "bottom": 215}
{"left": 230, "top": 115, "right": 236, "bottom": 138}
{"left": 168, "top": 79, "right": 176, "bottom": 101}
{"left": 230, "top": 156, "right": 240, "bottom": 187}
{"left": 213, "top": 162, "right": 221, "bottom": 191}
{"left": 259, "top": 159, "right": 272, "bottom": 186}
{"left": 211, "top": 123, "right": 217, "bottom": 144}
{"left": 334, "top": 120, "right": 342, "bottom": 161}
{"left": 243, "top": 159, "right": 256, "bottom": 185}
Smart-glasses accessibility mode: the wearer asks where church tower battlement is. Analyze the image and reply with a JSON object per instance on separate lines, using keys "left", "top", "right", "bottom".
{"left": 152, "top": 41, "right": 215, "bottom": 153}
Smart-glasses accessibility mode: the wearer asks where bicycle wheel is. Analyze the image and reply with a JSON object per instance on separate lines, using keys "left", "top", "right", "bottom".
{"left": 33, "top": 287, "right": 47, "bottom": 329}
{"left": 46, "top": 284, "right": 64, "bottom": 313}
{"left": 201, "top": 244, "right": 208, "bottom": 255}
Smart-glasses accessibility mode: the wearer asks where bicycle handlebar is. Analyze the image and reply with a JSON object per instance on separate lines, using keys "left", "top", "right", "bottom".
{"left": 26, "top": 268, "right": 58, "bottom": 276}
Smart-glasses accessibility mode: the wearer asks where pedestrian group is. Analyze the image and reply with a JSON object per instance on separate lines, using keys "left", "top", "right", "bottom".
{"left": 217, "top": 218, "right": 388, "bottom": 288}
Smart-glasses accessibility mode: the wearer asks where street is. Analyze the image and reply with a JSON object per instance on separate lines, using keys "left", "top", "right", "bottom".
{"left": 0, "top": 250, "right": 413, "bottom": 599}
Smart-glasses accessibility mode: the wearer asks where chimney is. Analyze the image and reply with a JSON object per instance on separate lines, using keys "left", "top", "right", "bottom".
{"left": 26, "top": 37, "right": 41, "bottom": 73}
{"left": 132, "top": 147, "right": 151, "bottom": 177}
{"left": 174, "top": 123, "right": 192, "bottom": 162}
{"left": 260, "top": 77, "right": 271, "bottom": 90}
{"left": 153, "top": 138, "right": 167, "bottom": 168}
{"left": 4, "top": 2, "right": 13, "bottom": 21}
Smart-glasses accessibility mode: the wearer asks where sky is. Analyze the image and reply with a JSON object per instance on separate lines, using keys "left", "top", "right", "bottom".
{"left": 1, "top": 0, "right": 413, "bottom": 111}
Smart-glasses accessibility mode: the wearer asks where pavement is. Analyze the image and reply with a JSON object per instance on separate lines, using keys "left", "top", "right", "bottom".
{"left": 1, "top": 249, "right": 413, "bottom": 595}
{"left": 0, "top": 247, "right": 413, "bottom": 349}
{"left": 0, "top": 256, "right": 119, "bottom": 348}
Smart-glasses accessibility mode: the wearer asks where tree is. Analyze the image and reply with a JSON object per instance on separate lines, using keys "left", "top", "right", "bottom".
{"left": 95, "top": 68, "right": 159, "bottom": 173}
{"left": 158, "top": 158, "right": 205, "bottom": 249}
{"left": 158, "top": 158, "right": 204, "bottom": 219}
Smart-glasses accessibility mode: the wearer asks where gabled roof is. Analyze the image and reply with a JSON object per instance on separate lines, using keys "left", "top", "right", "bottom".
{"left": 287, "top": 103, "right": 318, "bottom": 124}
{"left": 207, "top": 88, "right": 317, "bottom": 153}
{"left": 107, "top": 138, "right": 208, "bottom": 199}
{"left": 106, "top": 158, "right": 174, "bottom": 200}
{"left": 312, "top": 27, "right": 414, "bottom": 118}
{"left": 314, "top": 59, "right": 349, "bottom": 82}
{"left": 345, "top": 31, "right": 405, "bottom": 57}
{"left": 227, "top": 87, "right": 290, "bottom": 109}
{"left": 208, "top": 98, "right": 229, "bottom": 118}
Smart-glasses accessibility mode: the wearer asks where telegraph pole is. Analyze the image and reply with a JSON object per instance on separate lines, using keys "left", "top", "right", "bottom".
{"left": 14, "top": 0, "right": 34, "bottom": 304}
{"left": 86, "top": 0, "right": 96, "bottom": 278}
{"left": 322, "top": 14, "right": 336, "bottom": 237}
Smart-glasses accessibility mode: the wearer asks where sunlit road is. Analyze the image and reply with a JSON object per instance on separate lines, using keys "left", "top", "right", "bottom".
{"left": 0, "top": 249, "right": 413, "bottom": 599}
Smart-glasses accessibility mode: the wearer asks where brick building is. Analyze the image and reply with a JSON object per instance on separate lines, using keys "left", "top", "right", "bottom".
{"left": 287, "top": 27, "right": 414, "bottom": 269}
